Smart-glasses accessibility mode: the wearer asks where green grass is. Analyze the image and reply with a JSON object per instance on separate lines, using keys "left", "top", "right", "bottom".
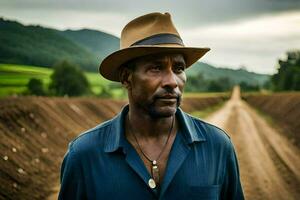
{"left": 0, "top": 64, "right": 51, "bottom": 96}
{"left": 190, "top": 102, "right": 225, "bottom": 119}
{"left": 85, "top": 72, "right": 114, "bottom": 95}
{"left": 183, "top": 92, "right": 230, "bottom": 98}
{"left": 0, "top": 64, "right": 52, "bottom": 74}
{"left": 0, "top": 86, "right": 27, "bottom": 96}
{"left": 0, "top": 63, "right": 116, "bottom": 97}
{"left": 241, "top": 91, "right": 273, "bottom": 96}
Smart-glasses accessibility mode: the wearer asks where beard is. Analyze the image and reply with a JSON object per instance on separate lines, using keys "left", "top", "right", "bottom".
{"left": 130, "top": 85, "right": 183, "bottom": 118}
{"left": 146, "top": 93, "right": 182, "bottom": 118}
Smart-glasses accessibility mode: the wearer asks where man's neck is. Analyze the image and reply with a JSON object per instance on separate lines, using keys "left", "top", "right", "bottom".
{"left": 127, "top": 107, "right": 177, "bottom": 139}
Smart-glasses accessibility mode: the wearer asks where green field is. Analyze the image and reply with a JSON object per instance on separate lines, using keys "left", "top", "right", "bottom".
{"left": 190, "top": 102, "right": 225, "bottom": 119}
{"left": 0, "top": 63, "right": 125, "bottom": 97}
{"left": 183, "top": 92, "right": 230, "bottom": 98}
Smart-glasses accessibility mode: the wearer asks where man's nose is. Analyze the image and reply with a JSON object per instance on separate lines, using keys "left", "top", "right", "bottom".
{"left": 162, "top": 69, "right": 178, "bottom": 89}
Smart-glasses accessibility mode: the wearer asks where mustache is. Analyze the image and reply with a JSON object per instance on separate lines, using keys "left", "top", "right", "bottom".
{"left": 153, "top": 90, "right": 181, "bottom": 100}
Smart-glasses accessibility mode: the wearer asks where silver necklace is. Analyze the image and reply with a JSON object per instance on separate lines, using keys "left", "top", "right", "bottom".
{"left": 127, "top": 115, "right": 174, "bottom": 185}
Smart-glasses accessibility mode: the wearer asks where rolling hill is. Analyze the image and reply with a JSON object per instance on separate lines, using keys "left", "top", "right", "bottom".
{"left": 0, "top": 18, "right": 117, "bottom": 72}
{"left": 59, "top": 29, "right": 119, "bottom": 59}
{"left": 187, "top": 62, "right": 269, "bottom": 86}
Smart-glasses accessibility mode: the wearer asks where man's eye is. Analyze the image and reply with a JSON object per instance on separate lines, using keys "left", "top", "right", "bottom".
{"left": 174, "top": 66, "right": 185, "bottom": 73}
{"left": 149, "top": 66, "right": 161, "bottom": 72}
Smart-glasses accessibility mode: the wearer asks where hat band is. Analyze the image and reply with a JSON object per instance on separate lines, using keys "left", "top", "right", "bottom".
{"left": 130, "top": 33, "right": 184, "bottom": 47}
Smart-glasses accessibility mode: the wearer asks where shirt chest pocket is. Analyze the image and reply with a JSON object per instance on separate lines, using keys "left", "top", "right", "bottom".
{"left": 187, "top": 185, "right": 220, "bottom": 200}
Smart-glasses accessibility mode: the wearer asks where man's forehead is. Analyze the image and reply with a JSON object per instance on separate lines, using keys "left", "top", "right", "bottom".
{"left": 135, "top": 53, "right": 186, "bottom": 64}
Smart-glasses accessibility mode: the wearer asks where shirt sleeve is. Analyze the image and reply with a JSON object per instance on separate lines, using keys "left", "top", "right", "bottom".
{"left": 58, "top": 144, "right": 86, "bottom": 200}
{"left": 221, "top": 141, "right": 245, "bottom": 200}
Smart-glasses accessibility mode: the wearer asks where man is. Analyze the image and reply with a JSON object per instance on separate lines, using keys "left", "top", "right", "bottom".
{"left": 59, "top": 12, "right": 244, "bottom": 200}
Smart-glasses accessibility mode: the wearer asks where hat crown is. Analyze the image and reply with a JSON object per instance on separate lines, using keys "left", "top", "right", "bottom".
{"left": 120, "top": 12, "right": 181, "bottom": 49}
{"left": 99, "top": 12, "right": 210, "bottom": 82}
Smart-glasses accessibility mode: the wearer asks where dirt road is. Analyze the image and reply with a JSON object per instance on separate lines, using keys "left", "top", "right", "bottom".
{"left": 207, "top": 86, "right": 300, "bottom": 199}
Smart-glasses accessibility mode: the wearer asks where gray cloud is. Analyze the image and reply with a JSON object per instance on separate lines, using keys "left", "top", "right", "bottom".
{"left": 1, "top": 0, "right": 300, "bottom": 28}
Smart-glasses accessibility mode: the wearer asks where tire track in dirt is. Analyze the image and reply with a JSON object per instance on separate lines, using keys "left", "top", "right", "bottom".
{"left": 206, "top": 86, "right": 300, "bottom": 200}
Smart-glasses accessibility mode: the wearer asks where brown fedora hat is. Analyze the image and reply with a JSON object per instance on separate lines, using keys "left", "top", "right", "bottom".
{"left": 99, "top": 12, "right": 210, "bottom": 82}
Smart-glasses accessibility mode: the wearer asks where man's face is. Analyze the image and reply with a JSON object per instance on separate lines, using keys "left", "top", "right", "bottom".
{"left": 125, "top": 53, "right": 187, "bottom": 118}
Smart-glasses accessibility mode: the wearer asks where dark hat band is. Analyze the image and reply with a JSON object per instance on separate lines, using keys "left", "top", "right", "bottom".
{"left": 130, "top": 33, "right": 184, "bottom": 47}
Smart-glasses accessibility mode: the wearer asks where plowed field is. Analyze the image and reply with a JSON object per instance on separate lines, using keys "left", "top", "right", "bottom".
{"left": 1, "top": 91, "right": 299, "bottom": 199}
{"left": 243, "top": 92, "right": 300, "bottom": 148}
{"left": 0, "top": 96, "right": 226, "bottom": 200}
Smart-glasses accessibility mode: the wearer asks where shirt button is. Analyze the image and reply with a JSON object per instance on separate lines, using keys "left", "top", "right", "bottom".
{"left": 148, "top": 178, "right": 156, "bottom": 189}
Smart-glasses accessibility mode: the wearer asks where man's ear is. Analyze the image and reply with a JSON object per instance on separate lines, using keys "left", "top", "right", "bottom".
{"left": 119, "top": 67, "right": 132, "bottom": 89}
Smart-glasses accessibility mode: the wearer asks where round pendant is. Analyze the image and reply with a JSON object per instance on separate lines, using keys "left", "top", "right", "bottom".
{"left": 148, "top": 178, "right": 156, "bottom": 189}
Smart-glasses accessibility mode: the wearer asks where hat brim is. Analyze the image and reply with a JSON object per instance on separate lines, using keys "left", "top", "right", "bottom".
{"left": 99, "top": 46, "right": 210, "bottom": 82}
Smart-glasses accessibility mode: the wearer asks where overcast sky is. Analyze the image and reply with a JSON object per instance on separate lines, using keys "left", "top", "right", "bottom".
{"left": 1, "top": 0, "right": 300, "bottom": 74}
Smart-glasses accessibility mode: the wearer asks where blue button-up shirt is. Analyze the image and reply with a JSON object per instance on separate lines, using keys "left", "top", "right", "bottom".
{"left": 59, "top": 105, "right": 244, "bottom": 200}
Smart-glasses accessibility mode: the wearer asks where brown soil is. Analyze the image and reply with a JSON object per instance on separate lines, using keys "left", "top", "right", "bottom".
{"left": 0, "top": 97, "right": 126, "bottom": 200}
{"left": 181, "top": 96, "right": 228, "bottom": 113}
{"left": 207, "top": 87, "right": 300, "bottom": 199}
{"left": 0, "top": 96, "right": 226, "bottom": 200}
{"left": 242, "top": 92, "right": 300, "bottom": 148}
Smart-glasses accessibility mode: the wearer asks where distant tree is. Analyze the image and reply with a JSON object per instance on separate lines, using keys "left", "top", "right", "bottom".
{"left": 185, "top": 74, "right": 234, "bottom": 92}
{"left": 218, "top": 77, "right": 233, "bottom": 91}
{"left": 185, "top": 73, "right": 208, "bottom": 92}
{"left": 272, "top": 51, "right": 300, "bottom": 91}
{"left": 262, "top": 79, "right": 272, "bottom": 90}
{"left": 239, "top": 81, "right": 260, "bottom": 92}
{"left": 206, "top": 77, "right": 233, "bottom": 92}
{"left": 49, "top": 61, "right": 90, "bottom": 96}
{"left": 292, "top": 71, "right": 300, "bottom": 90}
{"left": 207, "top": 80, "right": 223, "bottom": 92}
{"left": 27, "top": 78, "right": 45, "bottom": 95}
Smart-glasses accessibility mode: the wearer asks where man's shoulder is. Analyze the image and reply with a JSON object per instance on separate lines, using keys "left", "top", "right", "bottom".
{"left": 68, "top": 118, "right": 114, "bottom": 154}
{"left": 184, "top": 112, "right": 232, "bottom": 145}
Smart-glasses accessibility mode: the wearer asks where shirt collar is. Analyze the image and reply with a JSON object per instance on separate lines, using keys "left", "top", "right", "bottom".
{"left": 104, "top": 105, "right": 206, "bottom": 153}
{"left": 176, "top": 107, "right": 206, "bottom": 144}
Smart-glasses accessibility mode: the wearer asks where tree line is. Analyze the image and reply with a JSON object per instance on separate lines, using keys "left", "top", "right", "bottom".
{"left": 184, "top": 74, "right": 260, "bottom": 93}
{"left": 271, "top": 50, "right": 300, "bottom": 91}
